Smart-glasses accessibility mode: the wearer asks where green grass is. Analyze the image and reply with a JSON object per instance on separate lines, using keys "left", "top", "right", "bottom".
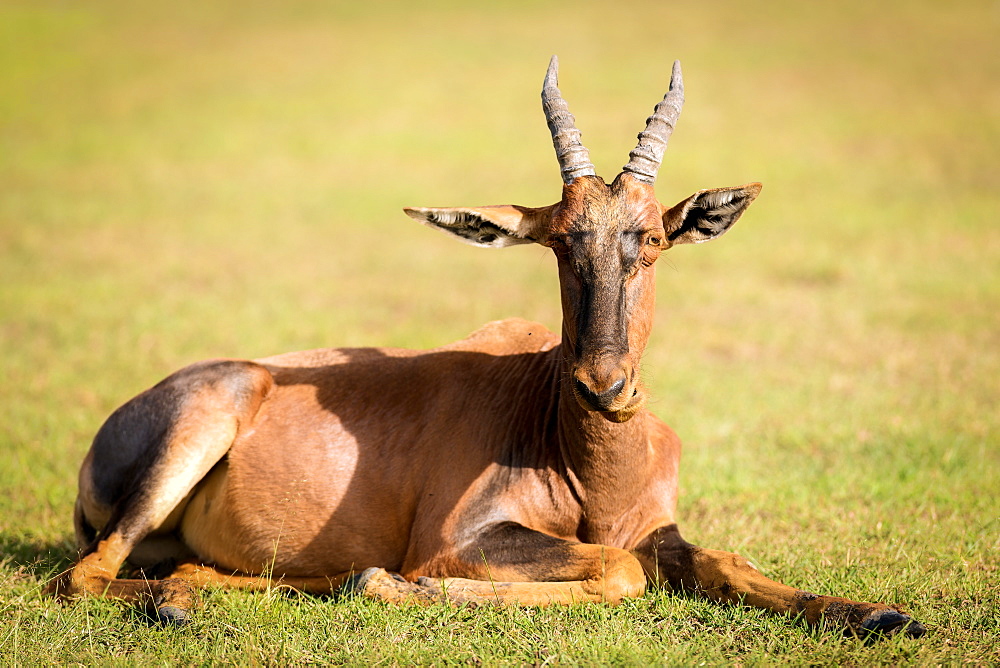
{"left": 1, "top": 0, "right": 997, "bottom": 663}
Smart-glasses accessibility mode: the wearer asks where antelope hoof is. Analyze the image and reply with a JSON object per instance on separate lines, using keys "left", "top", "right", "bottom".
{"left": 149, "top": 578, "right": 199, "bottom": 626}
{"left": 338, "top": 567, "right": 383, "bottom": 598}
{"left": 340, "top": 567, "right": 451, "bottom": 605}
{"left": 155, "top": 605, "right": 191, "bottom": 626}
{"left": 339, "top": 567, "right": 410, "bottom": 597}
{"left": 858, "top": 609, "right": 926, "bottom": 642}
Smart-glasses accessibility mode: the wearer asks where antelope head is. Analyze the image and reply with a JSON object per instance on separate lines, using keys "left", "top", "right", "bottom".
{"left": 406, "top": 57, "right": 761, "bottom": 423}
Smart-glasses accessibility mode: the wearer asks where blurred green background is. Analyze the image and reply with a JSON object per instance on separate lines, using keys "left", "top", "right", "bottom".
{"left": 1, "top": 0, "right": 997, "bottom": 663}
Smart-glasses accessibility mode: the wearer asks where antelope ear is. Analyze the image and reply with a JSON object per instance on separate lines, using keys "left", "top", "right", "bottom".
{"left": 404, "top": 204, "right": 556, "bottom": 248}
{"left": 663, "top": 183, "right": 762, "bottom": 245}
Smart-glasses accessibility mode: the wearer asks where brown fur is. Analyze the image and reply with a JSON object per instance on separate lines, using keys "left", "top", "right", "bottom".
{"left": 48, "top": 64, "right": 923, "bottom": 639}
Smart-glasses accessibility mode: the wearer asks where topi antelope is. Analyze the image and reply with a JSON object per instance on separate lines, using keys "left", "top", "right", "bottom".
{"left": 49, "top": 57, "right": 924, "bottom": 639}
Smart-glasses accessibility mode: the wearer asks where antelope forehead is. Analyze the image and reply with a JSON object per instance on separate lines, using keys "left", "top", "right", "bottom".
{"left": 564, "top": 206, "right": 645, "bottom": 235}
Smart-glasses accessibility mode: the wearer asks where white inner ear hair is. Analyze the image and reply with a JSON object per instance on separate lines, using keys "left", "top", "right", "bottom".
{"left": 424, "top": 209, "right": 478, "bottom": 226}
{"left": 699, "top": 189, "right": 746, "bottom": 213}
{"left": 420, "top": 209, "right": 524, "bottom": 248}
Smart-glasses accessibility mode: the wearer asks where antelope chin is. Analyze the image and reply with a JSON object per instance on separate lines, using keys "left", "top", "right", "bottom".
{"left": 604, "top": 389, "right": 646, "bottom": 423}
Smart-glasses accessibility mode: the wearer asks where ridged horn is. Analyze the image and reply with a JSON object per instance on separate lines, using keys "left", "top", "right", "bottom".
{"left": 541, "top": 55, "right": 596, "bottom": 184}
{"left": 622, "top": 60, "right": 685, "bottom": 185}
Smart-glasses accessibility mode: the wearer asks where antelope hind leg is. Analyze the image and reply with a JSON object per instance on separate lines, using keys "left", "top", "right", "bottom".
{"left": 634, "top": 524, "right": 926, "bottom": 640}
{"left": 165, "top": 561, "right": 356, "bottom": 596}
{"left": 47, "top": 360, "right": 274, "bottom": 626}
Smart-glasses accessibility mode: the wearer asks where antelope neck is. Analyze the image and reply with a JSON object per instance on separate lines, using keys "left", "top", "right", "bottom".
{"left": 550, "top": 344, "right": 651, "bottom": 527}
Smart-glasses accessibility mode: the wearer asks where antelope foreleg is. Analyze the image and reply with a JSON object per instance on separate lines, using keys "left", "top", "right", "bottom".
{"left": 349, "top": 523, "right": 647, "bottom": 606}
{"left": 634, "top": 524, "right": 926, "bottom": 640}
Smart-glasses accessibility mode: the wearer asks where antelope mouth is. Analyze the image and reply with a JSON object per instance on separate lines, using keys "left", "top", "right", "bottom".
{"left": 572, "top": 380, "right": 645, "bottom": 422}
{"left": 603, "top": 388, "right": 646, "bottom": 423}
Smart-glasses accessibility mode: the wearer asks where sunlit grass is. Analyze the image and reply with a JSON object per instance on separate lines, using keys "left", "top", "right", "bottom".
{"left": 1, "top": 0, "right": 997, "bottom": 663}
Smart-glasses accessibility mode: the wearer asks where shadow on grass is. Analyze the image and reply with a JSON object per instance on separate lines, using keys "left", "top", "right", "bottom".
{"left": 0, "top": 531, "right": 77, "bottom": 581}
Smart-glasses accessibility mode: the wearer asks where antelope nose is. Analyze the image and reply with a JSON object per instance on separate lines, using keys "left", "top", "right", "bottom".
{"left": 573, "top": 374, "right": 627, "bottom": 412}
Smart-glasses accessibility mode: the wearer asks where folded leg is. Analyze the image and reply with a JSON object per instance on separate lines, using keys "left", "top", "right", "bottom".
{"left": 633, "top": 524, "right": 925, "bottom": 639}
{"left": 351, "top": 522, "right": 646, "bottom": 606}
{"left": 46, "top": 360, "right": 274, "bottom": 625}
